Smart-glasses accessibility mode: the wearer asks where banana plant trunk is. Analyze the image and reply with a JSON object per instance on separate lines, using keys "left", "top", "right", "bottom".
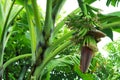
{"left": 0, "top": 69, "right": 3, "bottom": 80}
{"left": 0, "top": 44, "right": 3, "bottom": 79}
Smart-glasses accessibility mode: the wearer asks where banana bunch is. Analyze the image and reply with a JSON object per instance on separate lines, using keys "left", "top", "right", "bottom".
{"left": 78, "top": 26, "right": 90, "bottom": 37}
{"left": 71, "top": 26, "right": 90, "bottom": 44}
{"left": 65, "top": 11, "right": 106, "bottom": 73}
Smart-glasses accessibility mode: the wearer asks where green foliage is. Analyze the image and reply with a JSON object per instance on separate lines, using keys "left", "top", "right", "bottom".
{"left": 106, "top": 0, "right": 120, "bottom": 6}
{"left": 46, "top": 40, "right": 120, "bottom": 80}
{"left": 15, "top": 0, "right": 31, "bottom": 6}
{"left": 92, "top": 40, "right": 120, "bottom": 80}
{"left": 95, "top": 11, "right": 120, "bottom": 40}
{"left": 84, "top": 0, "right": 97, "bottom": 4}
{"left": 0, "top": 0, "right": 120, "bottom": 80}
{"left": 101, "top": 28, "right": 113, "bottom": 40}
{"left": 3, "top": 10, "right": 31, "bottom": 79}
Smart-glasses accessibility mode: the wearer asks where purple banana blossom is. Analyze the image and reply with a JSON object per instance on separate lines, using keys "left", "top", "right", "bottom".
{"left": 80, "top": 46, "right": 93, "bottom": 73}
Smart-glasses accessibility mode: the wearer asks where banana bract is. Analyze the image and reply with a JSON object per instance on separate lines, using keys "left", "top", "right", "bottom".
{"left": 80, "top": 35, "right": 98, "bottom": 73}
{"left": 80, "top": 46, "right": 93, "bottom": 73}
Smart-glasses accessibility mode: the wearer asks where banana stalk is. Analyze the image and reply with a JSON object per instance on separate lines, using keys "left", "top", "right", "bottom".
{"left": 44, "top": 0, "right": 53, "bottom": 43}
{"left": 77, "top": 0, "right": 88, "bottom": 16}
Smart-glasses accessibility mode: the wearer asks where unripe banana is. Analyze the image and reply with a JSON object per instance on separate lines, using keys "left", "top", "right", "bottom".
{"left": 78, "top": 27, "right": 89, "bottom": 37}
{"left": 82, "top": 35, "right": 98, "bottom": 52}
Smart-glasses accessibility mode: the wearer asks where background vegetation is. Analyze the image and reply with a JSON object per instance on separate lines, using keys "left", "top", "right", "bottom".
{"left": 0, "top": 0, "right": 120, "bottom": 80}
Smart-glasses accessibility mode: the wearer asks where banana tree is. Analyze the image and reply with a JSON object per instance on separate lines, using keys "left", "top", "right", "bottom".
{"left": 24, "top": 0, "right": 74, "bottom": 79}
{"left": 1, "top": 0, "right": 120, "bottom": 79}
{"left": 24, "top": 0, "right": 120, "bottom": 79}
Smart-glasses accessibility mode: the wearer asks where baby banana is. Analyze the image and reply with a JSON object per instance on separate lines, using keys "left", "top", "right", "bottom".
{"left": 78, "top": 27, "right": 89, "bottom": 37}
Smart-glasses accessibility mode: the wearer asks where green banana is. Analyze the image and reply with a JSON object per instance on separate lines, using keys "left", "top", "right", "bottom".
{"left": 82, "top": 35, "right": 98, "bottom": 52}
{"left": 78, "top": 26, "right": 89, "bottom": 37}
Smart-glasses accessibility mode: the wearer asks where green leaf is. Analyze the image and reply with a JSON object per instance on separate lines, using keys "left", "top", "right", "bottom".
{"left": 45, "top": 30, "right": 74, "bottom": 56}
{"left": 106, "top": 0, "right": 120, "bottom": 6}
{"left": 107, "top": 11, "right": 120, "bottom": 17}
{"left": 102, "top": 28, "right": 113, "bottom": 40}
{"left": 41, "top": 54, "right": 80, "bottom": 80}
{"left": 112, "top": 26, "right": 120, "bottom": 33}
{"left": 42, "top": 57, "right": 71, "bottom": 76}
{"left": 98, "top": 13, "right": 120, "bottom": 30}
{"left": 111, "top": 0, "right": 117, "bottom": 6}
{"left": 3, "top": 54, "right": 31, "bottom": 70}
{"left": 52, "top": 0, "right": 66, "bottom": 21}
{"left": 15, "top": 0, "right": 31, "bottom": 6}
{"left": 0, "top": 4, "right": 4, "bottom": 40}
{"left": 84, "top": 0, "right": 97, "bottom": 4}
{"left": 74, "top": 65, "right": 95, "bottom": 80}
{"left": 24, "top": 2, "right": 36, "bottom": 64}
{"left": 101, "top": 21, "right": 120, "bottom": 31}
{"left": 7, "top": 6, "right": 23, "bottom": 28}
{"left": 15, "top": 0, "right": 24, "bottom": 5}
{"left": 98, "top": 13, "right": 120, "bottom": 23}
{"left": 106, "top": 0, "right": 112, "bottom": 6}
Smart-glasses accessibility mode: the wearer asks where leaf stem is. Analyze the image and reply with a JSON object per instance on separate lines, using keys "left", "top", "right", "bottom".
{"left": 31, "top": 0, "right": 42, "bottom": 32}
{"left": 102, "top": 21, "right": 120, "bottom": 29}
{"left": 3, "top": 54, "right": 32, "bottom": 70}
{"left": 34, "top": 41, "right": 72, "bottom": 79}
{"left": 0, "top": 0, "right": 15, "bottom": 67}
{"left": 31, "top": 0, "right": 44, "bottom": 45}
{"left": 52, "top": 0, "right": 66, "bottom": 22}
{"left": 1, "top": 0, "right": 15, "bottom": 44}
{"left": 24, "top": 1, "right": 36, "bottom": 65}
{"left": 53, "top": 8, "right": 80, "bottom": 38}
{"left": 44, "top": 0, "right": 53, "bottom": 43}
{"left": 45, "top": 30, "right": 75, "bottom": 56}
